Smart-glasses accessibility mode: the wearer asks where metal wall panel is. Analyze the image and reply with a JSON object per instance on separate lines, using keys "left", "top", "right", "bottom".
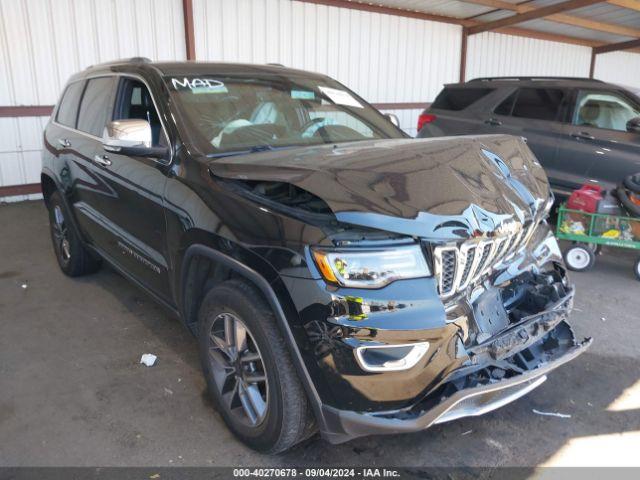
{"left": 0, "top": 0, "right": 185, "bottom": 201}
{"left": 193, "top": 0, "right": 462, "bottom": 134}
{"left": 594, "top": 52, "right": 640, "bottom": 90}
{"left": 465, "top": 32, "right": 592, "bottom": 80}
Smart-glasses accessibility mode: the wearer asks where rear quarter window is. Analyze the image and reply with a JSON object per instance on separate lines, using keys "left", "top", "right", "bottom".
{"left": 56, "top": 81, "right": 85, "bottom": 128}
{"left": 431, "top": 87, "right": 493, "bottom": 111}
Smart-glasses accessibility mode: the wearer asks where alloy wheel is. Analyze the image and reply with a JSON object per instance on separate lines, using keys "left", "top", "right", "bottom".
{"left": 52, "top": 205, "right": 71, "bottom": 262}
{"left": 208, "top": 312, "right": 269, "bottom": 427}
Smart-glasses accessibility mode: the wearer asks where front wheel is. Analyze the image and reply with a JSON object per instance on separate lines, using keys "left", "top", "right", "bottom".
{"left": 564, "top": 244, "right": 595, "bottom": 272}
{"left": 634, "top": 258, "right": 640, "bottom": 281}
{"left": 197, "top": 279, "right": 316, "bottom": 453}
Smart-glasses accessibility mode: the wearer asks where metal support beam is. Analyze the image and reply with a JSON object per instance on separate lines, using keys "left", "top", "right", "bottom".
{"left": 0, "top": 106, "right": 54, "bottom": 117}
{"left": 460, "top": 28, "right": 468, "bottom": 83}
{"left": 467, "top": 0, "right": 604, "bottom": 35}
{"left": 607, "top": 0, "right": 640, "bottom": 11}
{"left": 461, "top": 0, "right": 640, "bottom": 38}
{"left": 589, "top": 49, "right": 596, "bottom": 78}
{"left": 593, "top": 38, "right": 640, "bottom": 54}
{"left": 182, "top": 0, "right": 196, "bottom": 60}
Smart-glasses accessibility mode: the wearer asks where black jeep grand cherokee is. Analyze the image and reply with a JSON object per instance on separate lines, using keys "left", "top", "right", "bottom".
{"left": 41, "top": 58, "right": 590, "bottom": 453}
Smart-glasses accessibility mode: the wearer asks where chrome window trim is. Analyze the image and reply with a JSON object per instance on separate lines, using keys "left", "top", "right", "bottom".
{"left": 51, "top": 72, "right": 173, "bottom": 165}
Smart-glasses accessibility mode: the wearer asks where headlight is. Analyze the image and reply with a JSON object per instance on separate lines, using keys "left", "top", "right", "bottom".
{"left": 311, "top": 244, "right": 430, "bottom": 288}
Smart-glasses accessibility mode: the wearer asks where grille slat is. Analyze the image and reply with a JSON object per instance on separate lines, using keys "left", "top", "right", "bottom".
{"left": 434, "top": 222, "right": 535, "bottom": 298}
{"left": 471, "top": 243, "right": 492, "bottom": 280}
{"left": 459, "top": 247, "right": 476, "bottom": 288}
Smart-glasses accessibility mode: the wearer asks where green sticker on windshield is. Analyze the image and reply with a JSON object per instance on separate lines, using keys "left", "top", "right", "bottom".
{"left": 291, "top": 90, "right": 315, "bottom": 100}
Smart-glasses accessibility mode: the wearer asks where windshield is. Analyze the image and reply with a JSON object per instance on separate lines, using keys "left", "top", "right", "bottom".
{"left": 165, "top": 74, "right": 404, "bottom": 155}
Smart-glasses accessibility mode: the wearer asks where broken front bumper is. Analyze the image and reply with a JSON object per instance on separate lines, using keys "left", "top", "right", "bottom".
{"left": 323, "top": 337, "right": 590, "bottom": 442}
{"left": 319, "top": 291, "right": 592, "bottom": 444}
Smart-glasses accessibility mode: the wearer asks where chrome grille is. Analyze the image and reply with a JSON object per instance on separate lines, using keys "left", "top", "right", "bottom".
{"left": 434, "top": 222, "right": 535, "bottom": 298}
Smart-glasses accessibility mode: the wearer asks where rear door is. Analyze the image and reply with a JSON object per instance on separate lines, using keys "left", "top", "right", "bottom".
{"left": 490, "top": 87, "right": 570, "bottom": 190}
{"left": 561, "top": 89, "right": 640, "bottom": 191}
{"left": 68, "top": 76, "right": 120, "bottom": 253}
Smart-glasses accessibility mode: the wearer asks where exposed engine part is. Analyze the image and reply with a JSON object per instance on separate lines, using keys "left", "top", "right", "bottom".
{"left": 249, "top": 181, "right": 333, "bottom": 214}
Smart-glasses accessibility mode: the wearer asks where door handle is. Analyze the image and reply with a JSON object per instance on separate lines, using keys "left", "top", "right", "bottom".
{"left": 484, "top": 118, "right": 502, "bottom": 126}
{"left": 93, "top": 154, "right": 112, "bottom": 167}
{"left": 571, "top": 131, "right": 595, "bottom": 141}
{"left": 58, "top": 138, "right": 71, "bottom": 148}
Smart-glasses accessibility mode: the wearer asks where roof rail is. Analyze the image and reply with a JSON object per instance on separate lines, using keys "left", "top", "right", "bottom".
{"left": 266, "top": 63, "right": 285, "bottom": 67}
{"left": 468, "top": 76, "right": 604, "bottom": 83}
{"left": 86, "top": 57, "right": 152, "bottom": 69}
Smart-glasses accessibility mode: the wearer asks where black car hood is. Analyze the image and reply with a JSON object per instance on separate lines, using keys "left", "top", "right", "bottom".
{"left": 208, "top": 135, "right": 550, "bottom": 240}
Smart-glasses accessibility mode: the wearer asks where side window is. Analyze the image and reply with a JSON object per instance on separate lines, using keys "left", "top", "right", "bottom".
{"left": 431, "top": 87, "right": 493, "bottom": 111}
{"left": 511, "top": 88, "right": 565, "bottom": 121}
{"left": 77, "top": 77, "right": 117, "bottom": 137}
{"left": 56, "top": 81, "right": 85, "bottom": 128}
{"left": 494, "top": 91, "right": 517, "bottom": 116}
{"left": 114, "top": 78, "right": 164, "bottom": 146}
{"left": 573, "top": 90, "right": 640, "bottom": 132}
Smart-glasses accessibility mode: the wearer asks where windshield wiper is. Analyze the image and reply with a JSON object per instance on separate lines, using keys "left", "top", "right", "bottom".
{"left": 208, "top": 144, "right": 294, "bottom": 159}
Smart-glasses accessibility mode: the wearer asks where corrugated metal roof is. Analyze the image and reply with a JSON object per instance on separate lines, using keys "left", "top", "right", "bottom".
{"left": 570, "top": 3, "right": 640, "bottom": 27}
{"left": 351, "top": 0, "right": 492, "bottom": 19}
{"left": 519, "top": 18, "right": 633, "bottom": 43}
{"left": 364, "top": 0, "right": 640, "bottom": 47}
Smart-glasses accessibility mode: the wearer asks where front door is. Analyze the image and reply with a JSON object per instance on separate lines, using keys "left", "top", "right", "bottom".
{"left": 89, "top": 76, "right": 174, "bottom": 299}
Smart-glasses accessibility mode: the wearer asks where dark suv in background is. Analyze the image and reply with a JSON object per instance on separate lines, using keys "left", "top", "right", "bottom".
{"left": 418, "top": 77, "right": 640, "bottom": 196}
{"left": 42, "top": 60, "right": 589, "bottom": 453}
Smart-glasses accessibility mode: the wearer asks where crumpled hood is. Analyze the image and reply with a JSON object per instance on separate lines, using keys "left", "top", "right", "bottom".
{"left": 209, "top": 135, "right": 551, "bottom": 240}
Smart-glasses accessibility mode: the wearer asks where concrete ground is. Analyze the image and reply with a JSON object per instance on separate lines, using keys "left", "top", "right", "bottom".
{"left": 1, "top": 200, "right": 639, "bottom": 468}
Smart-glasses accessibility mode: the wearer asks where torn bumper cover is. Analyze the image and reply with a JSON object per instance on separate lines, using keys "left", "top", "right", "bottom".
{"left": 321, "top": 294, "right": 592, "bottom": 443}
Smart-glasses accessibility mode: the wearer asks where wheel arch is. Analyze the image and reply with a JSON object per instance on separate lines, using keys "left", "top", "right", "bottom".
{"left": 179, "top": 243, "right": 328, "bottom": 433}
{"left": 41, "top": 171, "right": 58, "bottom": 207}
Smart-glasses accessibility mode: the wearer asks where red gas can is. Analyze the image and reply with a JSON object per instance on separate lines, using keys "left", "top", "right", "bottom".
{"left": 567, "top": 184, "right": 603, "bottom": 213}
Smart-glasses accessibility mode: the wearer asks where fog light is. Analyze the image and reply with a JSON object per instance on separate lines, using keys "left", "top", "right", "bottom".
{"left": 355, "top": 342, "right": 430, "bottom": 372}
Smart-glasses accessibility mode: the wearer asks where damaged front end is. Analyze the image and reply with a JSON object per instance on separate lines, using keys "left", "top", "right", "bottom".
{"left": 322, "top": 229, "right": 591, "bottom": 442}
{"left": 208, "top": 135, "right": 591, "bottom": 443}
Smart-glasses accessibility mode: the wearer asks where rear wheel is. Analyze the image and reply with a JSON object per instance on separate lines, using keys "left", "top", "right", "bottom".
{"left": 564, "top": 244, "right": 595, "bottom": 272}
{"left": 47, "top": 191, "right": 101, "bottom": 276}
{"left": 197, "top": 279, "right": 316, "bottom": 453}
{"left": 634, "top": 258, "right": 640, "bottom": 281}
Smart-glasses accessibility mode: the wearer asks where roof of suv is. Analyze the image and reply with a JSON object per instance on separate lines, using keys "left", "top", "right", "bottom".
{"left": 448, "top": 76, "right": 612, "bottom": 89}
{"left": 79, "top": 57, "right": 328, "bottom": 80}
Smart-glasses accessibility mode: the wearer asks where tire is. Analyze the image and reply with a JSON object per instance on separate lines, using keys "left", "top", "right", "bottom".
{"left": 47, "top": 191, "right": 101, "bottom": 276}
{"left": 564, "top": 244, "right": 595, "bottom": 272}
{"left": 616, "top": 186, "right": 640, "bottom": 218}
{"left": 623, "top": 174, "right": 640, "bottom": 194}
{"left": 197, "top": 279, "right": 316, "bottom": 453}
{"left": 574, "top": 241, "right": 601, "bottom": 255}
{"left": 634, "top": 258, "right": 640, "bottom": 281}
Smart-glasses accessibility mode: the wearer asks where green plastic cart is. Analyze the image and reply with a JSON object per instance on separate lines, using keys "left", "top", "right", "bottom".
{"left": 556, "top": 203, "right": 640, "bottom": 279}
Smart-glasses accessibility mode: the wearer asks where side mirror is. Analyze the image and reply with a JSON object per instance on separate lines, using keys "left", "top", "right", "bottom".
{"left": 626, "top": 116, "right": 640, "bottom": 134}
{"left": 385, "top": 113, "right": 400, "bottom": 128}
{"left": 102, "top": 119, "right": 168, "bottom": 159}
